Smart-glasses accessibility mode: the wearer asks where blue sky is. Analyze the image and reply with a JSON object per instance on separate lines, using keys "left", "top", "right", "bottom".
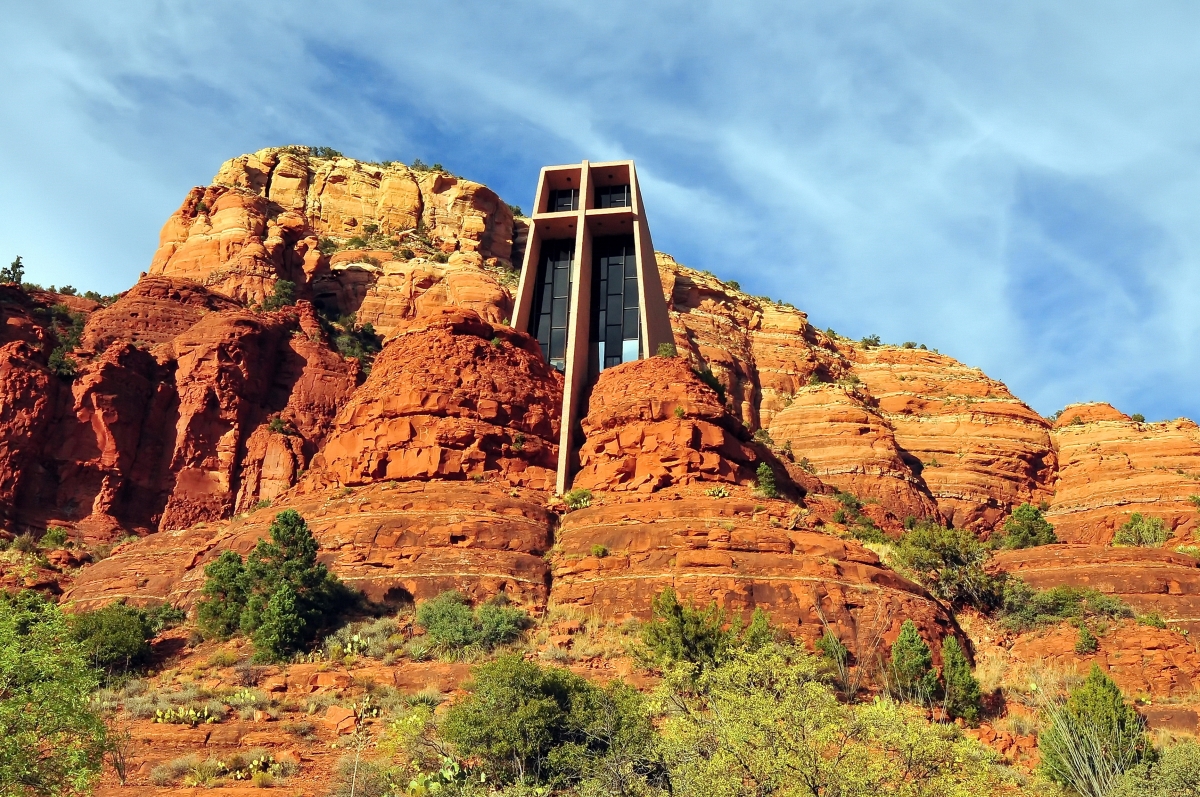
{"left": 3, "top": 2, "right": 1199, "bottom": 421}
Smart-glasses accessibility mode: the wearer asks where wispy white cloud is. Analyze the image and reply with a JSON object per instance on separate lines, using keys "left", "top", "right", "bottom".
{"left": 2, "top": 0, "right": 1200, "bottom": 421}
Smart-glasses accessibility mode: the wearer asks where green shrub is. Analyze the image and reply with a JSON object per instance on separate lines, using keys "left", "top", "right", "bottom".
{"left": 70, "top": 602, "right": 153, "bottom": 675}
{"left": 752, "top": 428, "right": 772, "bottom": 445}
{"left": 1113, "top": 737, "right": 1200, "bottom": 797}
{"left": 1039, "top": 665, "right": 1151, "bottom": 797}
{"left": 994, "top": 503, "right": 1058, "bottom": 549}
{"left": 41, "top": 526, "right": 69, "bottom": 548}
{"left": 1131, "top": 413, "right": 1146, "bottom": 423}
{"left": 940, "top": 636, "right": 981, "bottom": 721}
{"left": 1, "top": 256, "right": 25, "bottom": 284}
{"left": 725, "top": 280, "right": 741, "bottom": 291}
{"left": 641, "top": 589, "right": 770, "bottom": 672}
{"left": 1113, "top": 513, "right": 1172, "bottom": 547}
{"left": 860, "top": 334, "right": 881, "bottom": 348}
{"left": 590, "top": 544, "right": 609, "bottom": 558}
{"left": 1137, "top": 612, "right": 1168, "bottom": 629}
{"left": 704, "top": 485, "right": 729, "bottom": 498}
{"left": 1000, "top": 581, "right": 1133, "bottom": 633}
{"left": 0, "top": 591, "right": 107, "bottom": 795}
{"left": 754, "top": 462, "right": 778, "bottom": 499}
{"left": 694, "top": 366, "right": 726, "bottom": 404}
{"left": 1075, "top": 625, "right": 1099, "bottom": 654}
{"left": 414, "top": 591, "right": 529, "bottom": 655}
{"left": 891, "top": 522, "right": 1000, "bottom": 609}
{"left": 194, "top": 510, "right": 353, "bottom": 660}
{"left": 888, "top": 620, "right": 938, "bottom": 705}
{"left": 441, "top": 655, "right": 652, "bottom": 787}
{"left": 563, "top": 488, "right": 592, "bottom": 510}
{"left": 656, "top": 342, "right": 677, "bottom": 357}
{"left": 261, "top": 280, "right": 295, "bottom": 311}
{"left": 331, "top": 321, "right": 382, "bottom": 374}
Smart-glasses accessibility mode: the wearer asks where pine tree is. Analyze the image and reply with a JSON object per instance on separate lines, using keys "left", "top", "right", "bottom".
{"left": 1040, "top": 665, "right": 1152, "bottom": 797}
{"left": 253, "top": 581, "right": 305, "bottom": 662}
{"left": 999, "top": 503, "right": 1058, "bottom": 548}
{"left": 1, "top": 256, "right": 24, "bottom": 284}
{"left": 195, "top": 550, "right": 248, "bottom": 639}
{"left": 890, "top": 619, "right": 938, "bottom": 704}
{"left": 940, "top": 636, "right": 981, "bottom": 721}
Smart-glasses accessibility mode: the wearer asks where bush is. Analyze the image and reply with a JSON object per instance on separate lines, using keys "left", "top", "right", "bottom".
{"left": 414, "top": 592, "right": 529, "bottom": 655}
{"left": 1113, "top": 737, "right": 1200, "bottom": 797}
{"left": 694, "top": 366, "right": 726, "bottom": 404}
{"left": 41, "top": 526, "right": 69, "bottom": 548}
{"left": 563, "top": 488, "right": 592, "bottom": 510}
{"left": 941, "top": 636, "right": 981, "bottom": 721}
{"left": 704, "top": 485, "right": 729, "bottom": 498}
{"left": 1113, "top": 513, "right": 1172, "bottom": 547}
{"left": 994, "top": 503, "right": 1058, "bottom": 549}
{"left": 441, "top": 655, "right": 653, "bottom": 787}
{"left": 262, "top": 279, "right": 295, "bottom": 311}
{"left": 70, "top": 602, "right": 153, "bottom": 675}
{"left": 889, "top": 620, "right": 938, "bottom": 705}
{"left": 754, "top": 462, "right": 778, "bottom": 499}
{"left": 590, "top": 544, "right": 609, "bottom": 558}
{"left": 655, "top": 342, "right": 677, "bottom": 357}
{"left": 1131, "top": 414, "right": 1146, "bottom": 423}
{"left": 641, "top": 589, "right": 770, "bottom": 672}
{"left": 891, "top": 522, "right": 1000, "bottom": 609}
{"left": 1075, "top": 625, "right": 1099, "bottom": 654}
{"left": 194, "top": 510, "right": 353, "bottom": 661}
{"left": 0, "top": 591, "right": 107, "bottom": 795}
{"left": 999, "top": 581, "right": 1133, "bottom": 633}
{"left": 1, "top": 255, "right": 25, "bottom": 284}
{"left": 1039, "top": 665, "right": 1151, "bottom": 797}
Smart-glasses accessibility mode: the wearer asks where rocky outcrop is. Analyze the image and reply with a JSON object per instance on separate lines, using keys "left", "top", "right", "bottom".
{"left": 322, "top": 251, "right": 512, "bottom": 339}
{"left": 549, "top": 495, "right": 963, "bottom": 661}
{"left": 18, "top": 298, "right": 359, "bottom": 539}
{"left": 990, "top": 545, "right": 1200, "bottom": 632}
{"left": 151, "top": 148, "right": 516, "bottom": 312}
{"left": 1047, "top": 404, "right": 1200, "bottom": 543}
{"left": 572, "top": 357, "right": 765, "bottom": 493}
{"left": 78, "top": 276, "right": 242, "bottom": 355}
{"left": 658, "top": 255, "right": 849, "bottom": 431}
{"left": 767, "top": 385, "right": 939, "bottom": 522}
{"left": 63, "top": 481, "right": 553, "bottom": 611}
{"left": 847, "top": 346, "right": 1056, "bottom": 533}
{"left": 310, "top": 308, "right": 561, "bottom": 490}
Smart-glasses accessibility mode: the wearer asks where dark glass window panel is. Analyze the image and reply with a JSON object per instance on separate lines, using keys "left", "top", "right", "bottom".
{"left": 529, "top": 240, "right": 574, "bottom": 370}
{"left": 550, "top": 328, "right": 566, "bottom": 361}
{"left": 623, "top": 308, "right": 639, "bottom": 338}
{"left": 595, "top": 184, "right": 630, "bottom": 208}
{"left": 549, "top": 188, "right": 579, "bottom": 212}
{"left": 624, "top": 256, "right": 637, "bottom": 279}
{"left": 551, "top": 297, "right": 568, "bottom": 327}
{"left": 624, "top": 279, "right": 639, "bottom": 308}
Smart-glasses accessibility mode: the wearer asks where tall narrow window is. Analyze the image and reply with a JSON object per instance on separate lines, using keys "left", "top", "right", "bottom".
{"left": 530, "top": 240, "right": 574, "bottom": 371}
{"left": 547, "top": 188, "right": 579, "bottom": 212}
{"left": 595, "top": 184, "right": 631, "bottom": 209}
{"left": 591, "top": 235, "right": 640, "bottom": 371}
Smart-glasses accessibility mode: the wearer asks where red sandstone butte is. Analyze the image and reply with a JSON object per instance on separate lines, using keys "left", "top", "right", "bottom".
{"left": 310, "top": 308, "right": 562, "bottom": 490}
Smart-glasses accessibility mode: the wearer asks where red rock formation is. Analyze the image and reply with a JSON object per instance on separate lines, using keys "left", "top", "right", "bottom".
{"left": 62, "top": 481, "right": 553, "bottom": 611}
{"left": 572, "top": 357, "right": 763, "bottom": 493}
{"left": 0, "top": 286, "right": 58, "bottom": 530}
{"left": 658, "top": 255, "right": 848, "bottom": 430}
{"left": 78, "top": 275, "right": 242, "bottom": 355}
{"left": 767, "top": 385, "right": 939, "bottom": 522}
{"left": 1008, "top": 621, "right": 1200, "bottom": 698}
{"left": 847, "top": 346, "right": 1056, "bottom": 533}
{"left": 549, "top": 494, "right": 963, "bottom": 661}
{"left": 1048, "top": 404, "right": 1200, "bottom": 543}
{"left": 311, "top": 308, "right": 561, "bottom": 490}
{"left": 990, "top": 544, "right": 1200, "bottom": 632}
{"left": 151, "top": 148, "right": 517, "bottom": 312}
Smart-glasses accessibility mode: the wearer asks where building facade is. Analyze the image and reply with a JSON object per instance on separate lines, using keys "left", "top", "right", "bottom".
{"left": 512, "top": 160, "right": 673, "bottom": 493}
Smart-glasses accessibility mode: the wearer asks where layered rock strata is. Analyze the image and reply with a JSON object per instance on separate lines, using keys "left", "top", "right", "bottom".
{"left": 1047, "top": 403, "right": 1200, "bottom": 543}
{"left": 990, "top": 545, "right": 1200, "bottom": 632}
{"left": 63, "top": 481, "right": 553, "bottom": 611}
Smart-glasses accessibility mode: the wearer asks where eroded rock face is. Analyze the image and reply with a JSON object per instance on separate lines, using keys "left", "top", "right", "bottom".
{"left": 311, "top": 308, "right": 561, "bottom": 490}
{"left": 62, "top": 481, "right": 553, "bottom": 611}
{"left": 78, "top": 275, "right": 242, "bottom": 355}
{"left": 572, "top": 357, "right": 762, "bottom": 493}
{"left": 990, "top": 545, "right": 1200, "bottom": 632}
{"left": 549, "top": 495, "right": 963, "bottom": 661}
{"left": 767, "top": 386, "right": 939, "bottom": 522}
{"left": 1048, "top": 405, "right": 1200, "bottom": 543}
{"left": 847, "top": 347, "right": 1056, "bottom": 534}
{"left": 151, "top": 148, "right": 516, "bottom": 311}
